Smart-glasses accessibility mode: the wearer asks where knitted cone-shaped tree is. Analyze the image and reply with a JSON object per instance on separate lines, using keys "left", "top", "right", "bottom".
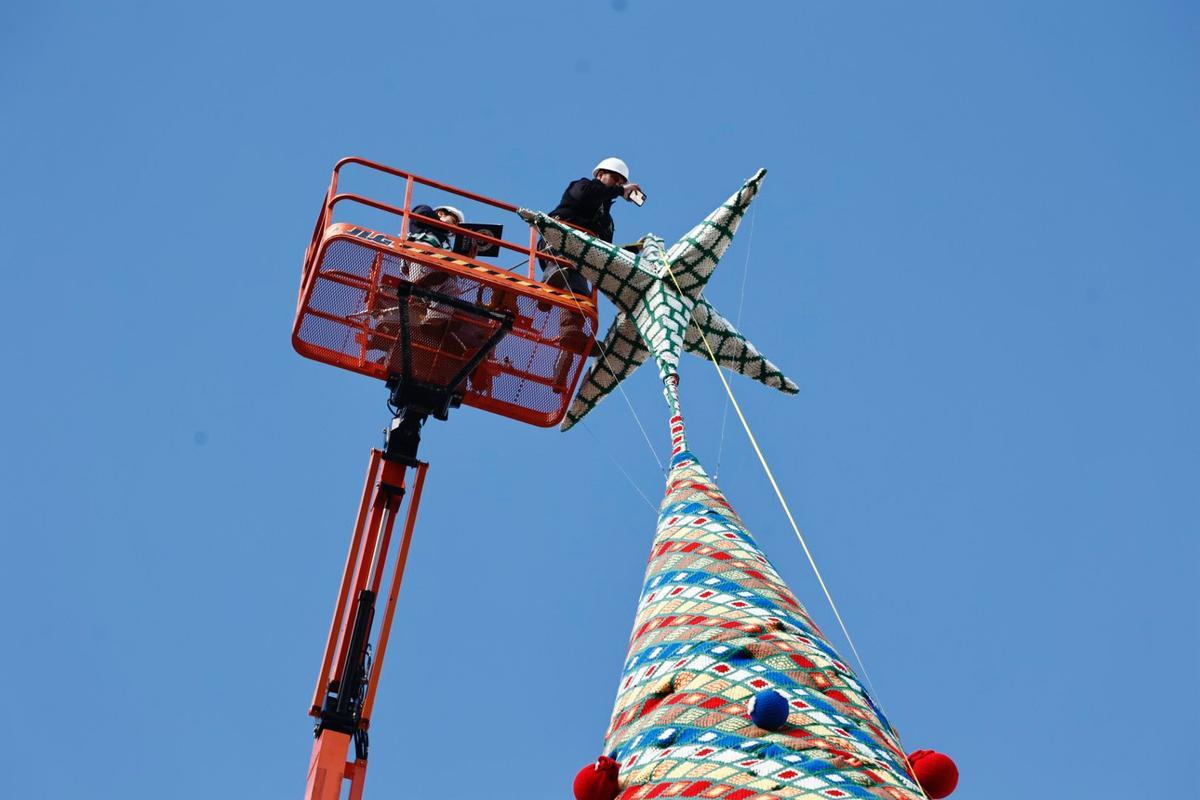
{"left": 532, "top": 170, "right": 932, "bottom": 799}
{"left": 601, "top": 416, "right": 923, "bottom": 800}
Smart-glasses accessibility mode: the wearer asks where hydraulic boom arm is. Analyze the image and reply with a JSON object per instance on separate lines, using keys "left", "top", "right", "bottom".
{"left": 304, "top": 450, "right": 428, "bottom": 800}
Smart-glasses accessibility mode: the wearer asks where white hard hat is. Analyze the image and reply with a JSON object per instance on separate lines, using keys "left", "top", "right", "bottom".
{"left": 434, "top": 205, "right": 465, "bottom": 225}
{"left": 593, "top": 157, "right": 630, "bottom": 181}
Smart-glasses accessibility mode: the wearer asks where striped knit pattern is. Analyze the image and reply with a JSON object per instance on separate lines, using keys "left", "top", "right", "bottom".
{"left": 604, "top": 424, "right": 923, "bottom": 800}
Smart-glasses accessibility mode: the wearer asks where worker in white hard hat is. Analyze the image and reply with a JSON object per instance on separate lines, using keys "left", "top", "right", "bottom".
{"left": 542, "top": 157, "right": 643, "bottom": 295}
{"left": 407, "top": 204, "right": 465, "bottom": 250}
{"left": 539, "top": 159, "right": 642, "bottom": 391}
{"left": 402, "top": 202, "right": 466, "bottom": 333}
{"left": 403, "top": 204, "right": 465, "bottom": 294}
{"left": 381, "top": 202, "right": 473, "bottom": 386}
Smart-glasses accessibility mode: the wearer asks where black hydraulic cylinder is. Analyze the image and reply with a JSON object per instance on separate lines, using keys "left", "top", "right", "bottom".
{"left": 317, "top": 588, "right": 377, "bottom": 736}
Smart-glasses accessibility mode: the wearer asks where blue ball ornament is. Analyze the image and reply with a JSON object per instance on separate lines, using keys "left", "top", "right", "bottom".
{"left": 749, "top": 688, "right": 789, "bottom": 730}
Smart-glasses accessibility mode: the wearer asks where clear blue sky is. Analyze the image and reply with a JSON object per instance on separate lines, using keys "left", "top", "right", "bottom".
{"left": 2, "top": 2, "right": 1196, "bottom": 798}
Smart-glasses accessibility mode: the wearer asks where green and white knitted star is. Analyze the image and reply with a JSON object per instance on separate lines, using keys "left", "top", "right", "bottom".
{"left": 518, "top": 169, "right": 798, "bottom": 431}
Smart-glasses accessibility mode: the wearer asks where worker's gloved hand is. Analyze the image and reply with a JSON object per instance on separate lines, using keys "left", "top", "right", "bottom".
{"left": 622, "top": 182, "right": 642, "bottom": 200}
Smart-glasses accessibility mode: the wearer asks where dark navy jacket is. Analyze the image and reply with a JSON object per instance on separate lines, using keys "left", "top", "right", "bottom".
{"left": 548, "top": 178, "right": 623, "bottom": 243}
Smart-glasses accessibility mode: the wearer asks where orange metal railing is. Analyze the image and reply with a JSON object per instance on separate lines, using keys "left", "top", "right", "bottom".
{"left": 299, "top": 156, "right": 593, "bottom": 309}
{"left": 293, "top": 157, "right": 601, "bottom": 428}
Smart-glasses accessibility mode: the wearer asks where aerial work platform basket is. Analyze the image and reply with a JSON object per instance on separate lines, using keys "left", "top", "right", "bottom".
{"left": 293, "top": 157, "right": 598, "bottom": 427}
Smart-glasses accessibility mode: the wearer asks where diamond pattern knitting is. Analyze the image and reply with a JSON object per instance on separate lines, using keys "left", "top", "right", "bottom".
{"left": 533, "top": 172, "right": 917, "bottom": 797}
{"left": 604, "top": 430, "right": 924, "bottom": 800}
{"left": 517, "top": 170, "right": 798, "bottom": 432}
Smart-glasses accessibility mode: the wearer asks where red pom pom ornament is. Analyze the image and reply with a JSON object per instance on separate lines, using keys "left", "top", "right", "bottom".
{"left": 907, "top": 749, "right": 958, "bottom": 799}
{"left": 573, "top": 755, "right": 620, "bottom": 800}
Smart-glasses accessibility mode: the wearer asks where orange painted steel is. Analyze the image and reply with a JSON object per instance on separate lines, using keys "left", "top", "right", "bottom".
{"left": 293, "top": 157, "right": 600, "bottom": 428}
{"left": 315, "top": 455, "right": 409, "bottom": 707}
{"left": 399, "top": 176, "right": 414, "bottom": 240}
{"left": 345, "top": 760, "right": 368, "bottom": 800}
{"left": 305, "top": 730, "right": 359, "bottom": 800}
{"left": 309, "top": 450, "right": 382, "bottom": 715}
{"left": 360, "top": 462, "right": 427, "bottom": 723}
{"left": 305, "top": 451, "right": 427, "bottom": 800}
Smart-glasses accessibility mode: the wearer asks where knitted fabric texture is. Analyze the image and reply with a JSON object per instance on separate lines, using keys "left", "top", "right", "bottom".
{"left": 517, "top": 169, "right": 797, "bottom": 432}
{"left": 602, "top": 445, "right": 923, "bottom": 800}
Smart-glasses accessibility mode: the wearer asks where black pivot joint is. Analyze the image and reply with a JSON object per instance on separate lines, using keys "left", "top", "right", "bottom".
{"left": 383, "top": 407, "right": 427, "bottom": 466}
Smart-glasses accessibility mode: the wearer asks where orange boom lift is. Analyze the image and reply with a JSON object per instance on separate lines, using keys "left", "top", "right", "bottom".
{"left": 293, "top": 157, "right": 598, "bottom": 800}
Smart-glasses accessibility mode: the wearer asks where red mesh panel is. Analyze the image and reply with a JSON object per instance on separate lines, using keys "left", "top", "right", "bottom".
{"left": 294, "top": 227, "right": 597, "bottom": 427}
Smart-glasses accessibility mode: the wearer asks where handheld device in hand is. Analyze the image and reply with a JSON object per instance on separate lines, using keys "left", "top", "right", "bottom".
{"left": 629, "top": 188, "right": 646, "bottom": 207}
